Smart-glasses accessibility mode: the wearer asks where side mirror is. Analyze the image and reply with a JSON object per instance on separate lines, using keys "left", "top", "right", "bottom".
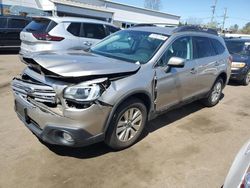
{"left": 168, "top": 57, "right": 185, "bottom": 68}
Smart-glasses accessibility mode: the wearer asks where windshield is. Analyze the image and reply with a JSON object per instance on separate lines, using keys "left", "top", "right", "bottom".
{"left": 225, "top": 40, "right": 250, "bottom": 56}
{"left": 91, "top": 30, "right": 168, "bottom": 64}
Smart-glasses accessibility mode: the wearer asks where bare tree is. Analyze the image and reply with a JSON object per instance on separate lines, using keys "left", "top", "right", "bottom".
{"left": 144, "top": 0, "right": 162, "bottom": 11}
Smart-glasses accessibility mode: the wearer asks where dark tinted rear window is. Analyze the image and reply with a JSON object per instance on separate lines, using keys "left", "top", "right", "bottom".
{"left": 82, "top": 23, "right": 106, "bottom": 39}
{"left": 225, "top": 40, "right": 250, "bottom": 56}
{"left": 25, "top": 18, "right": 57, "bottom": 33}
{"left": 8, "top": 18, "right": 26, "bottom": 28}
{"left": 211, "top": 39, "right": 225, "bottom": 55}
{"left": 193, "top": 37, "right": 217, "bottom": 58}
{"left": 67, "top": 22, "right": 81, "bottom": 37}
{"left": 0, "top": 18, "right": 7, "bottom": 28}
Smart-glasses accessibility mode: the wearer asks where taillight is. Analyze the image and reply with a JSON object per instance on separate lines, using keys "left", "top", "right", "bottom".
{"left": 32, "top": 33, "right": 64, "bottom": 41}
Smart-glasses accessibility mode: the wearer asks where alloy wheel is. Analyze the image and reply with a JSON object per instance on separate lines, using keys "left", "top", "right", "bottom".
{"left": 211, "top": 82, "right": 222, "bottom": 103}
{"left": 116, "top": 108, "right": 142, "bottom": 142}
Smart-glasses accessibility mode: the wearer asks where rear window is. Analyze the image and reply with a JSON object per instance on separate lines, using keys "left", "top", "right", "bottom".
{"left": 0, "top": 18, "right": 7, "bottom": 28}
{"left": 82, "top": 23, "right": 106, "bottom": 39}
{"left": 225, "top": 40, "right": 250, "bottom": 56}
{"left": 8, "top": 18, "right": 27, "bottom": 28}
{"left": 211, "top": 38, "right": 225, "bottom": 55}
{"left": 24, "top": 18, "right": 57, "bottom": 33}
{"left": 193, "top": 37, "right": 217, "bottom": 58}
{"left": 67, "top": 22, "right": 81, "bottom": 37}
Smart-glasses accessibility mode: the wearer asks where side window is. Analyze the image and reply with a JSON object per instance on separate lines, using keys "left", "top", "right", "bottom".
{"left": 67, "top": 22, "right": 81, "bottom": 37}
{"left": 0, "top": 18, "right": 7, "bottom": 28}
{"left": 211, "top": 38, "right": 225, "bottom": 55}
{"left": 82, "top": 23, "right": 106, "bottom": 39}
{"left": 106, "top": 25, "right": 120, "bottom": 35}
{"left": 193, "top": 37, "right": 217, "bottom": 58}
{"left": 158, "top": 37, "right": 192, "bottom": 67}
{"left": 8, "top": 19, "right": 26, "bottom": 28}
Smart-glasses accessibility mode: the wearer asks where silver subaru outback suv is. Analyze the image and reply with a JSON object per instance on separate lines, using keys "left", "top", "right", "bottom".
{"left": 12, "top": 26, "right": 231, "bottom": 150}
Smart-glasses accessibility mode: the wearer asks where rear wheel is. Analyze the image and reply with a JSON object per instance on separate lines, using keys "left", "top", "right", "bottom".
{"left": 241, "top": 71, "right": 250, "bottom": 86}
{"left": 201, "top": 78, "right": 223, "bottom": 107}
{"left": 105, "top": 98, "right": 147, "bottom": 150}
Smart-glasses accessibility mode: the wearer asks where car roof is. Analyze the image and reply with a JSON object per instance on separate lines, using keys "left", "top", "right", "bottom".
{"left": 32, "top": 16, "right": 117, "bottom": 27}
{"left": 127, "top": 26, "right": 219, "bottom": 37}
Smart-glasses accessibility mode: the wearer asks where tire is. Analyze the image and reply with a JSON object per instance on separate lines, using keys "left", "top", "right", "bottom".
{"left": 201, "top": 78, "right": 223, "bottom": 107}
{"left": 241, "top": 71, "right": 250, "bottom": 86}
{"left": 105, "top": 98, "right": 147, "bottom": 150}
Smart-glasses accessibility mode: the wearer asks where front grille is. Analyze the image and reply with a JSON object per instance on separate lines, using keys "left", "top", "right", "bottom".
{"left": 12, "top": 76, "right": 56, "bottom": 104}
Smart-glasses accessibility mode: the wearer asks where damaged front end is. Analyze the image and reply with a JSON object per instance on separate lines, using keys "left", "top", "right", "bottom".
{"left": 12, "top": 55, "right": 139, "bottom": 147}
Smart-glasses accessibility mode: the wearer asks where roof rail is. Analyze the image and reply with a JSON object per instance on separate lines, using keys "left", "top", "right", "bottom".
{"left": 173, "top": 25, "right": 218, "bottom": 36}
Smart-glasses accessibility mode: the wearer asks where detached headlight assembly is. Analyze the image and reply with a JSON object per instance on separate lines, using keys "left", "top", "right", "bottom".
{"left": 231, "top": 62, "right": 246, "bottom": 68}
{"left": 64, "top": 78, "right": 108, "bottom": 102}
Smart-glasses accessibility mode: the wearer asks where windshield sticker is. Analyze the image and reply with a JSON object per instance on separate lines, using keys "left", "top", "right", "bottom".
{"left": 149, "top": 34, "right": 168, "bottom": 41}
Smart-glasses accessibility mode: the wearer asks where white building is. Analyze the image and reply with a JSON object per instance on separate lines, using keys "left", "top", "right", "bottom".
{"left": 1, "top": 0, "right": 180, "bottom": 28}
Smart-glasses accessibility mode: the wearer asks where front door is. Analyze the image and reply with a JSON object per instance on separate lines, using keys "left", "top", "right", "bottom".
{"left": 155, "top": 36, "right": 198, "bottom": 111}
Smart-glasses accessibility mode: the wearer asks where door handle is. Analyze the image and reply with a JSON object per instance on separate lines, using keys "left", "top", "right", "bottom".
{"left": 83, "top": 41, "right": 92, "bottom": 46}
{"left": 215, "top": 61, "right": 219, "bottom": 66}
{"left": 190, "top": 68, "right": 197, "bottom": 74}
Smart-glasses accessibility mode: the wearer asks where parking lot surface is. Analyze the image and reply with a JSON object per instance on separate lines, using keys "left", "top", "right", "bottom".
{"left": 0, "top": 54, "right": 250, "bottom": 188}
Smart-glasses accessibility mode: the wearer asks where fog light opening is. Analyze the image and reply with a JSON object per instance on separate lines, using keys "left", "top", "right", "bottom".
{"left": 62, "top": 132, "right": 74, "bottom": 143}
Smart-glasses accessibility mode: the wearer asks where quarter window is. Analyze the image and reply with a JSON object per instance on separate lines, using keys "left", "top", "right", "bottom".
{"left": 158, "top": 37, "right": 192, "bottom": 67}
{"left": 211, "top": 38, "right": 225, "bottom": 55}
{"left": 193, "top": 37, "right": 216, "bottom": 58}
{"left": 67, "top": 22, "right": 81, "bottom": 37}
{"left": 82, "top": 23, "right": 106, "bottom": 39}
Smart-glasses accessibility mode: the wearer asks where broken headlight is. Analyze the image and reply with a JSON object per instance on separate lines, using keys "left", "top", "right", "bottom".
{"left": 64, "top": 78, "right": 107, "bottom": 102}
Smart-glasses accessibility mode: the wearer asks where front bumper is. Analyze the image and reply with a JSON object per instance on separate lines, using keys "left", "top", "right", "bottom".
{"left": 13, "top": 92, "right": 111, "bottom": 147}
{"left": 230, "top": 67, "right": 249, "bottom": 81}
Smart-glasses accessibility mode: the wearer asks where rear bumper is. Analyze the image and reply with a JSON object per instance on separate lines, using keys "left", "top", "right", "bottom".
{"left": 230, "top": 67, "right": 249, "bottom": 81}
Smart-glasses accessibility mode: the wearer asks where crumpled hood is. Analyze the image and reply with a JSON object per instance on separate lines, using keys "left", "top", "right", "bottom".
{"left": 32, "top": 51, "right": 140, "bottom": 77}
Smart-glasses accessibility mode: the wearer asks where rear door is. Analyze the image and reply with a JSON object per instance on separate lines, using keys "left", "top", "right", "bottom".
{"left": 105, "top": 25, "right": 120, "bottom": 35}
{"left": 193, "top": 36, "right": 219, "bottom": 93}
{"left": 79, "top": 23, "right": 106, "bottom": 49}
{"left": 0, "top": 17, "right": 7, "bottom": 46}
{"left": 65, "top": 22, "right": 82, "bottom": 50}
{"left": 6, "top": 18, "right": 27, "bottom": 47}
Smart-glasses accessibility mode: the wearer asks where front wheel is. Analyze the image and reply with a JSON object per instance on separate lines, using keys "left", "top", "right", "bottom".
{"left": 241, "top": 71, "right": 250, "bottom": 86}
{"left": 201, "top": 78, "right": 223, "bottom": 107}
{"left": 105, "top": 98, "right": 147, "bottom": 150}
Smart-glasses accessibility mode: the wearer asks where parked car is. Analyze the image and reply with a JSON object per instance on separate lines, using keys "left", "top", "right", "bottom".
{"left": 12, "top": 26, "right": 231, "bottom": 150}
{"left": 20, "top": 16, "right": 120, "bottom": 58}
{"left": 0, "top": 15, "right": 31, "bottom": 49}
{"left": 224, "top": 37, "right": 250, "bottom": 85}
{"left": 222, "top": 139, "right": 250, "bottom": 188}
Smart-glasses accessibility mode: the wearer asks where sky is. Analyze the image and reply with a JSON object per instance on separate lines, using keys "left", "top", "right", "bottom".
{"left": 112, "top": 0, "right": 250, "bottom": 29}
